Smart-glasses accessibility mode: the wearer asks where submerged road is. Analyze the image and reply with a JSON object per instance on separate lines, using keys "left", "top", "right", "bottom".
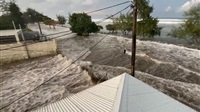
{"left": 1, "top": 24, "right": 197, "bottom": 111}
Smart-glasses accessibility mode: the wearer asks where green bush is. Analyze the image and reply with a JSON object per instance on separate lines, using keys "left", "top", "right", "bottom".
{"left": 169, "top": 4, "right": 200, "bottom": 44}
{"left": 57, "top": 15, "right": 66, "bottom": 26}
{"left": 68, "top": 13, "right": 99, "bottom": 36}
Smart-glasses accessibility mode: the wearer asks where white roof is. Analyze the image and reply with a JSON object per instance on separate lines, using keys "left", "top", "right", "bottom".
{"left": 32, "top": 73, "right": 196, "bottom": 112}
{"left": 0, "top": 29, "right": 21, "bottom": 36}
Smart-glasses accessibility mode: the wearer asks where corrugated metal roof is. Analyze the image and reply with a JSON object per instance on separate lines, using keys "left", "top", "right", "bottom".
{"left": 116, "top": 74, "right": 196, "bottom": 112}
{"left": 32, "top": 74, "right": 122, "bottom": 112}
{"left": 32, "top": 73, "right": 196, "bottom": 112}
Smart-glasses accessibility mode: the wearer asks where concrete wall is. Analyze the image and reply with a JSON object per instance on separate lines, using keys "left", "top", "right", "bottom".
{"left": 0, "top": 40, "right": 57, "bottom": 64}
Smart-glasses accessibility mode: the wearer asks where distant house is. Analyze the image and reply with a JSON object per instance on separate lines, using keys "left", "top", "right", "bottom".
{"left": 0, "top": 29, "right": 40, "bottom": 44}
{"left": 0, "top": 29, "right": 24, "bottom": 44}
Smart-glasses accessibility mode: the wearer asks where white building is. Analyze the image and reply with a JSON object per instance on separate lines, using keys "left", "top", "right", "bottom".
{"left": 0, "top": 29, "right": 24, "bottom": 43}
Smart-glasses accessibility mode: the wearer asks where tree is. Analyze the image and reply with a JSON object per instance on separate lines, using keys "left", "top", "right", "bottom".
{"left": 8, "top": 2, "right": 25, "bottom": 29}
{"left": 23, "top": 8, "right": 36, "bottom": 23}
{"left": 23, "top": 8, "right": 52, "bottom": 24}
{"left": 98, "top": 25, "right": 103, "bottom": 31}
{"left": 106, "top": 24, "right": 117, "bottom": 33}
{"left": 113, "top": 0, "right": 161, "bottom": 38}
{"left": 57, "top": 15, "right": 66, "bottom": 26}
{"left": 0, "top": 0, "right": 12, "bottom": 14}
{"left": 169, "top": 4, "right": 200, "bottom": 44}
{"left": 0, "top": 14, "right": 13, "bottom": 30}
{"left": 43, "top": 19, "right": 53, "bottom": 28}
{"left": 89, "top": 22, "right": 100, "bottom": 33}
{"left": 113, "top": 13, "right": 132, "bottom": 35}
{"left": 137, "top": 17, "right": 161, "bottom": 38}
{"left": 68, "top": 13, "right": 99, "bottom": 36}
{"left": 51, "top": 20, "right": 57, "bottom": 29}
{"left": 137, "top": 0, "right": 161, "bottom": 38}
{"left": 0, "top": 2, "right": 52, "bottom": 30}
{"left": 0, "top": 1, "right": 26, "bottom": 29}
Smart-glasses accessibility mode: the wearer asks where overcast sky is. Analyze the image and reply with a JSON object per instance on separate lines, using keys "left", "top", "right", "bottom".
{"left": 13, "top": 0, "right": 200, "bottom": 19}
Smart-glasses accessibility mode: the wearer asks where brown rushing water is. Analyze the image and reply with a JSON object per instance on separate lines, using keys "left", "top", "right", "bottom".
{"left": 1, "top": 34, "right": 199, "bottom": 111}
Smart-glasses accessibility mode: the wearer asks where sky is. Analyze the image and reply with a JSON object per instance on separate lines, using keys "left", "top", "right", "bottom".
{"left": 12, "top": 0, "right": 200, "bottom": 19}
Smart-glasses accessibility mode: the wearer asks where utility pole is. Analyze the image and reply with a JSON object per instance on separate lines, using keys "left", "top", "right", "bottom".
{"left": 19, "top": 24, "right": 25, "bottom": 41}
{"left": 38, "top": 21, "right": 43, "bottom": 35}
{"left": 33, "top": 11, "right": 43, "bottom": 35}
{"left": 12, "top": 21, "right": 16, "bottom": 30}
{"left": 131, "top": 0, "right": 137, "bottom": 77}
{"left": 36, "top": 14, "right": 43, "bottom": 35}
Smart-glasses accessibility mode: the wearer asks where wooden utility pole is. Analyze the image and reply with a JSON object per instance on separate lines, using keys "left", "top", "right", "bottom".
{"left": 34, "top": 12, "right": 43, "bottom": 35}
{"left": 131, "top": 0, "right": 137, "bottom": 77}
{"left": 38, "top": 22, "right": 42, "bottom": 35}
{"left": 12, "top": 21, "right": 16, "bottom": 30}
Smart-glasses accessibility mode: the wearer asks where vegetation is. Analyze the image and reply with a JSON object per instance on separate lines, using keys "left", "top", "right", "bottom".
{"left": 23, "top": 8, "right": 51, "bottom": 23}
{"left": 137, "top": 17, "right": 161, "bottom": 38}
{"left": 137, "top": 0, "right": 161, "bottom": 38}
{"left": 25, "top": 28, "right": 32, "bottom": 32}
{"left": 113, "top": 14, "right": 132, "bottom": 35}
{"left": 137, "top": 0, "right": 162, "bottom": 38}
{"left": 0, "top": 1, "right": 25, "bottom": 30}
{"left": 0, "top": 14, "right": 13, "bottom": 30}
{"left": 23, "top": 8, "right": 37, "bottom": 24}
{"left": 57, "top": 15, "right": 66, "bottom": 26}
{"left": 23, "top": 8, "right": 54, "bottom": 29}
{"left": 98, "top": 25, "right": 103, "bottom": 31}
{"left": 68, "top": 13, "right": 100, "bottom": 36}
{"left": 0, "top": 1, "right": 52, "bottom": 30}
{"left": 106, "top": 24, "right": 118, "bottom": 33}
{"left": 107, "top": 0, "right": 161, "bottom": 38}
{"left": 43, "top": 19, "right": 56, "bottom": 29}
{"left": 9, "top": 2, "right": 25, "bottom": 28}
{"left": 169, "top": 4, "right": 200, "bottom": 44}
{"left": 43, "top": 19, "right": 53, "bottom": 28}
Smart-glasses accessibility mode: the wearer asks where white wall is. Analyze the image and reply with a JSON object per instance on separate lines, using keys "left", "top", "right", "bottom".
{"left": 0, "top": 40, "right": 57, "bottom": 64}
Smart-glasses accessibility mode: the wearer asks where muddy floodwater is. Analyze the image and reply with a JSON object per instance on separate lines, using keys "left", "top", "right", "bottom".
{"left": 1, "top": 33, "right": 200, "bottom": 111}
{"left": 58, "top": 34, "right": 200, "bottom": 110}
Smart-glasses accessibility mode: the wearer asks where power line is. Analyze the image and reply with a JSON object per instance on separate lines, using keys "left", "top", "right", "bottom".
{"left": 0, "top": 4, "right": 112, "bottom": 51}
{"left": 97, "top": 73, "right": 108, "bottom": 84}
{"left": 0, "top": 5, "right": 131, "bottom": 51}
{"left": 0, "top": 4, "right": 131, "bottom": 109}
{"left": 131, "top": 0, "right": 137, "bottom": 77}
{"left": 96, "top": 5, "right": 131, "bottom": 24}
{"left": 1, "top": 45, "right": 119, "bottom": 52}
{"left": 46, "top": 30, "right": 71, "bottom": 36}
{"left": 48, "top": 32, "right": 74, "bottom": 39}
{"left": 86, "top": 1, "right": 131, "bottom": 14}
{"left": 0, "top": 32, "right": 73, "bottom": 51}
{"left": 126, "top": 7, "right": 132, "bottom": 15}
{"left": 0, "top": 33, "right": 109, "bottom": 110}
{"left": 0, "top": 1, "right": 131, "bottom": 51}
